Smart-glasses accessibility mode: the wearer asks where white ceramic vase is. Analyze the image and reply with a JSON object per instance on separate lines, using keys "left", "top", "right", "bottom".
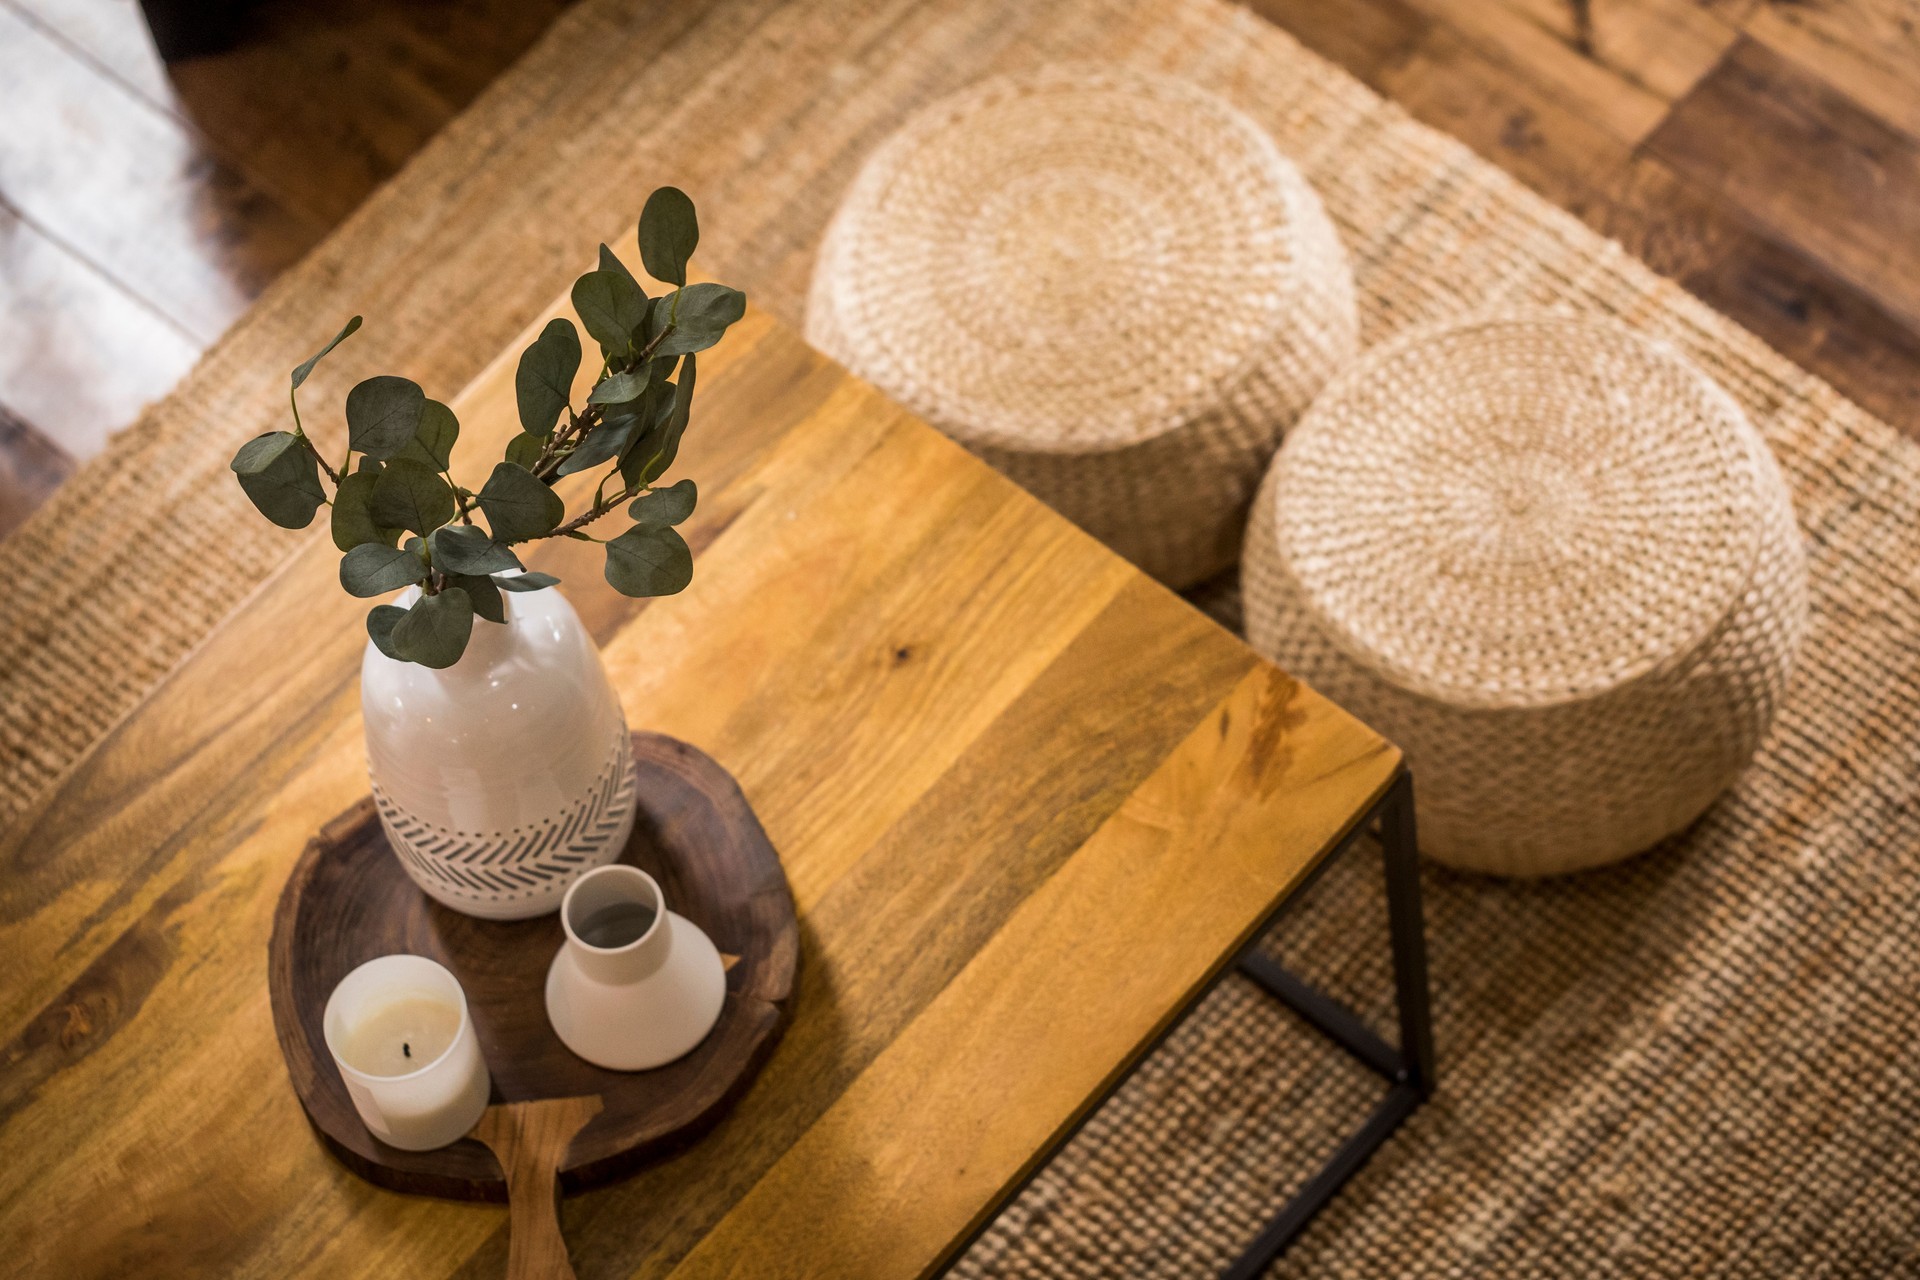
{"left": 545, "top": 865, "right": 726, "bottom": 1071}
{"left": 361, "top": 582, "right": 637, "bottom": 921}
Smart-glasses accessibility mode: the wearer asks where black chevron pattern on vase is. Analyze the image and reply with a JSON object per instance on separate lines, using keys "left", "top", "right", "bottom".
{"left": 373, "top": 729, "right": 637, "bottom": 908}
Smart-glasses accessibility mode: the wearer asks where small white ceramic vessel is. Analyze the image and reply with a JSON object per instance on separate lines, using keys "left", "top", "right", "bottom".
{"left": 545, "top": 865, "right": 727, "bottom": 1071}
{"left": 361, "top": 581, "right": 637, "bottom": 921}
{"left": 321, "top": 955, "right": 492, "bottom": 1151}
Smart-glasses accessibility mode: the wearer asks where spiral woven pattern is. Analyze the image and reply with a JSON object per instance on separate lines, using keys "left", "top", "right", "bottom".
{"left": 1244, "top": 314, "right": 1809, "bottom": 875}
{"left": 807, "top": 65, "right": 1357, "bottom": 586}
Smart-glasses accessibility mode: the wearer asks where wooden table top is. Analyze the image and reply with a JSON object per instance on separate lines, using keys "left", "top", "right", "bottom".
{"left": 0, "top": 298, "right": 1399, "bottom": 1279}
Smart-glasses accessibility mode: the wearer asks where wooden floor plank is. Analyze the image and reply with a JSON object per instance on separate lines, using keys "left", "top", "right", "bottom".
{"left": 1378, "top": 21, "right": 1637, "bottom": 215}
{"left": 1745, "top": 0, "right": 1920, "bottom": 138}
{"left": 1589, "top": 150, "right": 1920, "bottom": 442}
{"left": 0, "top": 4, "right": 323, "bottom": 344}
{"left": 165, "top": 0, "right": 574, "bottom": 228}
{"left": 1389, "top": 0, "right": 1673, "bottom": 145}
{"left": 1489, "top": 0, "right": 1748, "bottom": 102}
{"left": 1646, "top": 34, "right": 1920, "bottom": 335}
{"left": 0, "top": 202, "right": 202, "bottom": 460}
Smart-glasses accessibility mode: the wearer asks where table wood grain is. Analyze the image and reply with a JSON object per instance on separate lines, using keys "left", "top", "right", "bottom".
{"left": 0, "top": 299, "right": 1399, "bottom": 1279}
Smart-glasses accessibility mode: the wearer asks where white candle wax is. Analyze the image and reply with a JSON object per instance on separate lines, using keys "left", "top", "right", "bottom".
{"left": 322, "top": 955, "right": 491, "bottom": 1151}
{"left": 338, "top": 996, "right": 462, "bottom": 1077}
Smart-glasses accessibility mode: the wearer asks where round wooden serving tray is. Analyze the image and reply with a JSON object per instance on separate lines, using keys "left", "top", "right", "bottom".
{"left": 268, "top": 732, "right": 798, "bottom": 1202}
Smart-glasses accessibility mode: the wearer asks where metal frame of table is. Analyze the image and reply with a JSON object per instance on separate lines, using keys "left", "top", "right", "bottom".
{"left": 1223, "top": 767, "right": 1435, "bottom": 1277}
{"left": 940, "top": 768, "right": 1435, "bottom": 1279}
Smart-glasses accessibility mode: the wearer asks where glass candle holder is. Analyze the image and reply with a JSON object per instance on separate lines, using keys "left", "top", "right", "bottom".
{"left": 322, "top": 955, "right": 491, "bottom": 1150}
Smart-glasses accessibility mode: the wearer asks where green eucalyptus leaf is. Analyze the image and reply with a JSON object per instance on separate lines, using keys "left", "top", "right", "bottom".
{"left": 557, "top": 406, "right": 641, "bottom": 478}
{"left": 618, "top": 407, "right": 669, "bottom": 486}
{"left": 476, "top": 461, "right": 565, "bottom": 542}
{"left": 599, "top": 243, "right": 647, "bottom": 299}
{"left": 629, "top": 478, "right": 697, "bottom": 526}
{"left": 391, "top": 587, "right": 474, "bottom": 669}
{"left": 639, "top": 187, "right": 698, "bottom": 287}
{"left": 667, "top": 351, "right": 695, "bottom": 432}
{"left": 231, "top": 431, "right": 325, "bottom": 530}
{"left": 505, "top": 432, "right": 546, "bottom": 471}
{"left": 587, "top": 370, "right": 647, "bottom": 406}
{"left": 340, "top": 542, "right": 426, "bottom": 598}
{"left": 495, "top": 571, "right": 561, "bottom": 593}
{"left": 515, "top": 318, "right": 581, "bottom": 436}
{"left": 330, "top": 467, "right": 398, "bottom": 551}
{"left": 622, "top": 355, "right": 693, "bottom": 487}
{"left": 366, "top": 603, "right": 408, "bottom": 660}
{"left": 345, "top": 375, "right": 426, "bottom": 460}
{"left": 291, "top": 315, "right": 362, "bottom": 390}
{"left": 604, "top": 524, "right": 693, "bottom": 597}
{"left": 571, "top": 269, "right": 648, "bottom": 355}
{"left": 650, "top": 284, "right": 745, "bottom": 358}
{"left": 369, "top": 458, "right": 456, "bottom": 534}
{"left": 449, "top": 574, "right": 506, "bottom": 624}
{"left": 428, "top": 524, "right": 523, "bottom": 575}
{"left": 392, "top": 398, "right": 458, "bottom": 471}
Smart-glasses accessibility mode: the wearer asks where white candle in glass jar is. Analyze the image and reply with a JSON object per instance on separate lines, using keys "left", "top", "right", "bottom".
{"left": 322, "top": 955, "right": 491, "bottom": 1150}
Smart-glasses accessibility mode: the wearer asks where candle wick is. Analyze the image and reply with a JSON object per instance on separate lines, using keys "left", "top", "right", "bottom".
{"left": 403, "top": 1042, "right": 412, "bottom": 1058}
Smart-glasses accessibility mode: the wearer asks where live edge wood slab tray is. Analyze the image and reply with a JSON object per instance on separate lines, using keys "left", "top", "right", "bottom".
{"left": 267, "top": 731, "right": 799, "bottom": 1204}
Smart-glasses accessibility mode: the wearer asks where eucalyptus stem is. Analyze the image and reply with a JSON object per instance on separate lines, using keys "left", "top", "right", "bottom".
{"left": 548, "top": 483, "right": 640, "bottom": 538}
{"left": 289, "top": 388, "right": 343, "bottom": 487}
{"left": 534, "top": 403, "right": 601, "bottom": 480}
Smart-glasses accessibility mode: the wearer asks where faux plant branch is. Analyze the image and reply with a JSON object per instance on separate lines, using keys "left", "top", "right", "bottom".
{"left": 231, "top": 187, "right": 744, "bottom": 669}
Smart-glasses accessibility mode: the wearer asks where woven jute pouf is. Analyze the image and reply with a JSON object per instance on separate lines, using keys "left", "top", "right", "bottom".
{"left": 1243, "top": 313, "right": 1809, "bottom": 876}
{"left": 806, "top": 65, "right": 1358, "bottom": 587}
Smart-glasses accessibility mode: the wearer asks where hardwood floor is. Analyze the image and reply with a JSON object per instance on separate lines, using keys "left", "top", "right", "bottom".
{"left": 0, "top": 0, "right": 574, "bottom": 514}
{"left": 0, "top": 0, "right": 1915, "bottom": 536}
{"left": 1253, "top": 0, "right": 1920, "bottom": 442}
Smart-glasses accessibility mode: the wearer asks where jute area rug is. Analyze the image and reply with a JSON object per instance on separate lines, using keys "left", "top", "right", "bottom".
{"left": 6, "top": 0, "right": 1917, "bottom": 1273}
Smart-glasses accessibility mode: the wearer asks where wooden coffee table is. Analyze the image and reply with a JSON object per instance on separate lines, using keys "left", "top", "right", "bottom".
{"left": 0, "top": 300, "right": 1430, "bottom": 1279}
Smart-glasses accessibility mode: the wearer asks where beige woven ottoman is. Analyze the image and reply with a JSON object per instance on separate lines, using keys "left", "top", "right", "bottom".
{"left": 807, "top": 65, "right": 1358, "bottom": 587}
{"left": 1243, "top": 314, "right": 1808, "bottom": 876}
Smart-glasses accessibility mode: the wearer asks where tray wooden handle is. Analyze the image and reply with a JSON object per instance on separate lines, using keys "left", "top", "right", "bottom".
{"left": 472, "top": 1097, "right": 605, "bottom": 1280}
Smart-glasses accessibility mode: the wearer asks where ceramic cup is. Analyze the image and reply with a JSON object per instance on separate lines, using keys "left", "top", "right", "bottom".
{"left": 544, "top": 865, "right": 727, "bottom": 1071}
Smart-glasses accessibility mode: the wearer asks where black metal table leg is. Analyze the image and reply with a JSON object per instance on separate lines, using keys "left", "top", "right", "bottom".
{"left": 1219, "top": 769, "right": 1435, "bottom": 1279}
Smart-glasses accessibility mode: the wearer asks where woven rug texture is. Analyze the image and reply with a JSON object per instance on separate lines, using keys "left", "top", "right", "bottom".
{"left": 6, "top": 0, "right": 1918, "bottom": 1273}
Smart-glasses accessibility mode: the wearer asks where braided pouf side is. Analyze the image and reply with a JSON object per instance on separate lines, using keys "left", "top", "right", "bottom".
{"left": 807, "top": 65, "right": 1357, "bottom": 587}
{"left": 1243, "top": 313, "right": 1809, "bottom": 876}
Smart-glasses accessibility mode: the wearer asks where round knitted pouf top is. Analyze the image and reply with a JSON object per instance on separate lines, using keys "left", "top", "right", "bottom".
{"left": 1243, "top": 313, "right": 1809, "bottom": 876}
{"left": 807, "top": 65, "right": 1358, "bottom": 588}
